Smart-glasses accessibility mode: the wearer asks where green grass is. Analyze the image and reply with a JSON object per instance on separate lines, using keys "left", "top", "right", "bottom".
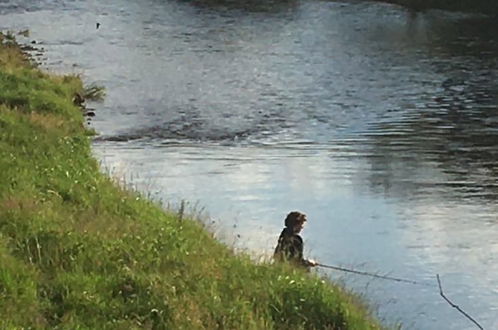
{"left": 0, "top": 33, "right": 382, "bottom": 329}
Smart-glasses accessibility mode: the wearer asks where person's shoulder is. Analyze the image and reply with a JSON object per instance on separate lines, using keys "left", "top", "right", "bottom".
{"left": 293, "top": 234, "right": 303, "bottom": 243}
{"left": 279, "top": 228, "right": 293, "bottom": 236}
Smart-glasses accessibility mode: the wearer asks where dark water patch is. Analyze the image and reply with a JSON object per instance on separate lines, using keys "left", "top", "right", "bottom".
{"left": 95, "top": 122, "right": 254, "bottom": 143}
{"left": 94, "top": 110, "right": 262, "bottom": 143}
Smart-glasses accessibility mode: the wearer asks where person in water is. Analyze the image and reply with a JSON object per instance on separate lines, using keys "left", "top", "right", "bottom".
{"left": 274, "top": 211, "right": 317, "bottom": 268}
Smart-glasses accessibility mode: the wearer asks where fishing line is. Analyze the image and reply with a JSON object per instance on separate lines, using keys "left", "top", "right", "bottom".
{"left": 317, "top": 264, "right": 483, "bottom": 328}
{"left": 316, "top": 263, "right": 435, "bottom": 287}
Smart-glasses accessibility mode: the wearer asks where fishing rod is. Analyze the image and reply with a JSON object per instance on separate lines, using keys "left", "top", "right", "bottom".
{"left": 316, "top": 262, "right": 434, "bottom": 287}
{"left": 317, "top": 264, "right": 483, "bottom": 328}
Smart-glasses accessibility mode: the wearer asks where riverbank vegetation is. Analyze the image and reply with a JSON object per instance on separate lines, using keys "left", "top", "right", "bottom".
{"left": 0, "top": 33, "right": 382, "bottom": 329}
{"left": 380, "top": 0, "right": 498, "bottom": 15}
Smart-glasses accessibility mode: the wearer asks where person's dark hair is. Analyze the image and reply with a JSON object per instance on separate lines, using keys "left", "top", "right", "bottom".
{"left": 284, "top": 211, "right": 306, "bottom": 228}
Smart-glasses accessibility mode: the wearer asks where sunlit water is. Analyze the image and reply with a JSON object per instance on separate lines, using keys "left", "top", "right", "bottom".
{"left": 2, "top": 0, "right": 497, "bottom": 328}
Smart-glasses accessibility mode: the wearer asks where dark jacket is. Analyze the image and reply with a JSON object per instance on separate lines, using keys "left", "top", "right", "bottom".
{"left": 274, "top": 228, "right": 309, "bottom": 267}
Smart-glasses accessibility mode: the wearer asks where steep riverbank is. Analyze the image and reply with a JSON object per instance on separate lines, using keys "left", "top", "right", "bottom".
{"left": 0, "top": 33, "right": 382, "bottom": 329}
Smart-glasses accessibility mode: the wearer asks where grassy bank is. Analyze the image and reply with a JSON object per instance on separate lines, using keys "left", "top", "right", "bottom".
{"left": 379, "top": 0, "right": 498, "bottom": 15}
{"left": 0, "top": 33, "right": 382, "bottom": 329}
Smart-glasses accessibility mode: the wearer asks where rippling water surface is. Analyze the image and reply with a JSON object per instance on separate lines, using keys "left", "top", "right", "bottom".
{"left": 2, "top": 0, "right": 498, "bottom": 328}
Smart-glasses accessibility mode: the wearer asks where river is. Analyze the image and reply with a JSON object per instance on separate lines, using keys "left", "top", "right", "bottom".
{"left": 1, "top": 0, "right": 497, "bottom": 328}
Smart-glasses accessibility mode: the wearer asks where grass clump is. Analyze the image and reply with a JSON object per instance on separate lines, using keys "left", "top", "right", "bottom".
{"left": 82, "top": 84, "right": 106, "bottom": 101}
{"left": 0, "top": 32, "right": 382, "bottom": 329}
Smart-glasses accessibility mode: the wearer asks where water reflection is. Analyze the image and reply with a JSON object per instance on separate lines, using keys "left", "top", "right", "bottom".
{"left": 362, "top": 73, "right": 498, "bottom": 203}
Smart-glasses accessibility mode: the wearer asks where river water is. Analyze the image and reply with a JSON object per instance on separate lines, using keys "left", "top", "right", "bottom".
{"left": 2, "top": 0, "right": 497, "bottom": 328}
